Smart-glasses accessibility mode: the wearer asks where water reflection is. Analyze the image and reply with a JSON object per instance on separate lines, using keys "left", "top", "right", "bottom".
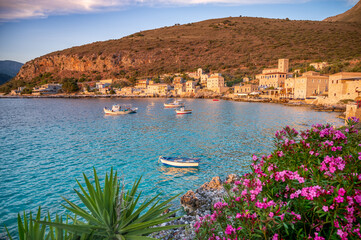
{"left": 159, "top": 165, "right": 199, "bottom": 177}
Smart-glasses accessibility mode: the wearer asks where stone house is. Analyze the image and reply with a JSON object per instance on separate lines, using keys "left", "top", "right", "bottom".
{"left": 174, "top": 83, "right": 186, "bottom": 95}
{"left": 135, "top": 79, "right": 153, "bottom": 89}
{"left": 120, "top": 87, "right": 134, "bottom": 95}
{"left": 173, "top": 77, "right": 185, "bottom": 84}
{"left": 310, "top": 62, "right": 328, "bottom": 71}
{"left": 147, "top": 83, "right": 171, "bottom": 95}
{"left": 328, "top": 72, "right": 361, "bottom": 103}
{"left": 33, "top": 84, "right": 62, "bottom": 95}
{"left": 186, "top": 81, "right": 198, "bottom": 93}
{"left": 293, "top": 71, "right": 329, "bottom": 99}
{"left": 256, "top": 59, "right": 289, "bottom": 88}
{"left": 284, "top": 78, "right": 295, "bottom": 98}
{"left": 207, "top": 73, "right": 228, "bottom": 93}
{"left": 96, "top": 79, "right": 112, "bottom": 89}
{"left": 234, "top": 84, "right": 258, "bottom": 94}
{"left": 10, "top": 87, "right": 25, "bottom": 95}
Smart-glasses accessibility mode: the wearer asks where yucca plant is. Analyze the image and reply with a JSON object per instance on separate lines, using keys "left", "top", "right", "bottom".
{"left": 6, "top": 207, "right": 48, "bottom": 240}
{"left": 41, "top": 168, "right": 183, "bottom": 239}
{"left": 5, "top": 207, "right": 77, "bottom": 240}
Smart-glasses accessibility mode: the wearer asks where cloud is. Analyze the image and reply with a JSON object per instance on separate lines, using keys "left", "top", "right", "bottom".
{"left": 0, "top": 0, "right": 309, "bottom": 21}
{"left": 346, "top": 0, "right": 358, "bottom": 5}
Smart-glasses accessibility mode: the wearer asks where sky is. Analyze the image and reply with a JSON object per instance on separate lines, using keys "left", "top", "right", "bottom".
{"left": 0, "top": 0, "right": 358, "bottom": 64}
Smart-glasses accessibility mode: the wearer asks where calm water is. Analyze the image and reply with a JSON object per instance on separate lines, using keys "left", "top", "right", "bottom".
{"left": 0, "top": 98, "right": 343, "bottom": 235}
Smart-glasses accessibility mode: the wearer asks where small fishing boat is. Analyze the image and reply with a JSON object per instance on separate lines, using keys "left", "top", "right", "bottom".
{"left": 104, "top": 104, "right": 138, "bottom": 115}
{"left": 213, "top": 99, "right": 219, "bottom": 101}
{"left": 175, "top": 107, "right": 192, "bottom": 114}
{"left": 164, "top": 100, "right": 184, "bottom": 108}
{"left": 159, "top": 156, "right": 200, "bottom": 167}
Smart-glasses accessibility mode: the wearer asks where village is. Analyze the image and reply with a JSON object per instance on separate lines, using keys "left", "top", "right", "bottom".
{"left": 8, "top": 59, "right": 361, "bottom": 119}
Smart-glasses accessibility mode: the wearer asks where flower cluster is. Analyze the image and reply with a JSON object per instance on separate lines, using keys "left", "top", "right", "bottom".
{"left": 195, "top": 119, "right": 361, "bottom": 240}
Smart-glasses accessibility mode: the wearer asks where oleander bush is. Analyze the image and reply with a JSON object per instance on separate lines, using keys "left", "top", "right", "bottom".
{"left": 6, "top": 169, "right": 183, "bottom": 240}
{"left": 195, "top": 117, "right": 361, "bottom": 240}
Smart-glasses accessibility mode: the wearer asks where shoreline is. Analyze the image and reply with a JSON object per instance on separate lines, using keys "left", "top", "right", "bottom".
{"left": 0, "top": 94, "right": 347, "bottom": 117}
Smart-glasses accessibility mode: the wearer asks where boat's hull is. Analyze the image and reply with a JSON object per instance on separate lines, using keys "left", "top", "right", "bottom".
{"left": 104, "top": 108, "right": 137, "bottom": 115}
{"left": 176, "top": 110, "right": 192, "bottom": 114}
{"left": 164, "top": 104, "right": 184, "bottom": 108}
{"left": 159, "top": 157, "right": 199, "bottom": 167}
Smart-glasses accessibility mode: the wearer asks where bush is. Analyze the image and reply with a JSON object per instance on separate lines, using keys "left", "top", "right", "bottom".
{"left": 195, "top": 120, "right": 361, "bottom": 240}
{"left": 61, "top": 78, "right": 79, "bottom": 93}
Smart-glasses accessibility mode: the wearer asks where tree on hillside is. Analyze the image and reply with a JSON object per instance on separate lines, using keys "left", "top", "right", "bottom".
{"left": 62, "top": 78, "right": 79, "bottom": 93}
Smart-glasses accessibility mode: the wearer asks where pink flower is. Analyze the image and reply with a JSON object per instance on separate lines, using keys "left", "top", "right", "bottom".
{"left": 277, "top": 151, "right": 284, "bottom": 157}
{"left": 338, "top": 188, "right": 346, "bottom": 196}
{"left": 225, "top": 224, "right": 236, "bottom": 235}
{"left": 334, "top": 196, "right": 344, "bottom": 203}
{"left": 272, "top": 233, "right": 279, "bottom": 240}
{"left": 337, "top": 229, "right": 348, "bottom": 239}
{"left": 322, "top": 206, "right": 328, "bottom": 212}
{"left": 269, "top": 212, "right": 274, "bottom": 218}
{"left": 314, "top": 232, "right": 325, "bottom": 240}
{"left": 252, "top": 155, "right": 258, "bottom": 161}
{"left": 236, "top": 213, "right": 241, "bottom": 219}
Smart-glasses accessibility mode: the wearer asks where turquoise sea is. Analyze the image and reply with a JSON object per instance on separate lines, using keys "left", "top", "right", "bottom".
{"left": 0, "top": 98, "right": 343, "bottom": 235}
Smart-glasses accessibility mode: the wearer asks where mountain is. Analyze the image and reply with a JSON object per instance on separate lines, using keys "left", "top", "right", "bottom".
{"left": 0, "top": 73, "right": 13, "bottom": 85}
{"left": 0, "top": 60, "right": 23, "bottom": 85}
{"left": 10, "top": 17, "right": 361, "bottom": 85}
{"left": 324, "top": 1, "right": 361, "bottom": 23}
{"left": 0, "top": 60, "right": 23, "bottom": 77}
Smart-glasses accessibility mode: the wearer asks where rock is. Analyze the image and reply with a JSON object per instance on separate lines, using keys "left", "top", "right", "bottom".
{"left": 225, "top": 173, "right": 239, "bottom": 184}
{"left": 180, "top": 190, "right": 199, "bottom": 214}
{"left": 200, "top": 176, "right": 223, "bottom": 190}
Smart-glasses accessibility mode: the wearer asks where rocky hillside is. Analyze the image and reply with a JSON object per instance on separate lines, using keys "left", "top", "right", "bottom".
{"left": 324, "top": 1, "right": 361, "bottom": 23}
{"left": 11, "top": 16, "right": 361, "bottom": 85}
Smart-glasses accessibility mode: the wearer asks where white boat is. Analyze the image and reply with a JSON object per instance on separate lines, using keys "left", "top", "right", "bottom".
{"left": 175, "top": 107, "right": 192, "bottom": 114}
{"left": 159, "top": 156, "right": 200, "bottom": 167}
{"left": 164, "top": 100, "right": 185, "bottom": 108}
{"left": 104, "top": 104, "right": 138, "bottom": 115}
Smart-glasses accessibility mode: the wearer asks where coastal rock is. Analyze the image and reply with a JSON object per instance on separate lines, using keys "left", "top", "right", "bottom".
{"left": 225, "top": 173, "right": 239, "bottom": 184}
{"left": 200, "top": 176, "right": 223, "bottom": 191}
{"left": 180, "top": 190, "right": 199, "bottom": 214}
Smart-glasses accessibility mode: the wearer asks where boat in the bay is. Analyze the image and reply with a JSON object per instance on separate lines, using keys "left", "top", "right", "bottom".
{"left": 175, "top": 107, "right": 192, "bottom": 114}
{"left": 213, "top": 99, "right": 219, "bottom": 101}
{"left": 104, "top": 104, "right": 138, "bottom": 115}
{"left": 159, "top": 156, "right": 200, "bottom": 167}
{"left": 164, "top": 100, "right": 185, "bottom": 108}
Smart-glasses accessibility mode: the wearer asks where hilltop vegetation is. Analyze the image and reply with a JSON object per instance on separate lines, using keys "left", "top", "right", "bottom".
{"left": 2, "top": 16, "right": 361, "bottom": 92}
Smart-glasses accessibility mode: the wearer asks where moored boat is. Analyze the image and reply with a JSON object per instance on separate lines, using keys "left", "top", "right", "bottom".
{"left": 159, "top": 156, "right": 200, "bottom": 167}
{"left": 213, "top": 99, "right": 219, "bottom": 101}
{"left": 175, "top": 107, "right": 192, "bottom": 114}
{"left": 104, "top": 104, "right": 138, "bottom": 115}
{"left": 164, "top": 100, "right": 184, "bottom": 108}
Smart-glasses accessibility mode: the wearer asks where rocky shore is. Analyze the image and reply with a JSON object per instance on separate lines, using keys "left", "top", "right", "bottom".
{"left": 150, "top": 174, "right": 240, "bottom": 240}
